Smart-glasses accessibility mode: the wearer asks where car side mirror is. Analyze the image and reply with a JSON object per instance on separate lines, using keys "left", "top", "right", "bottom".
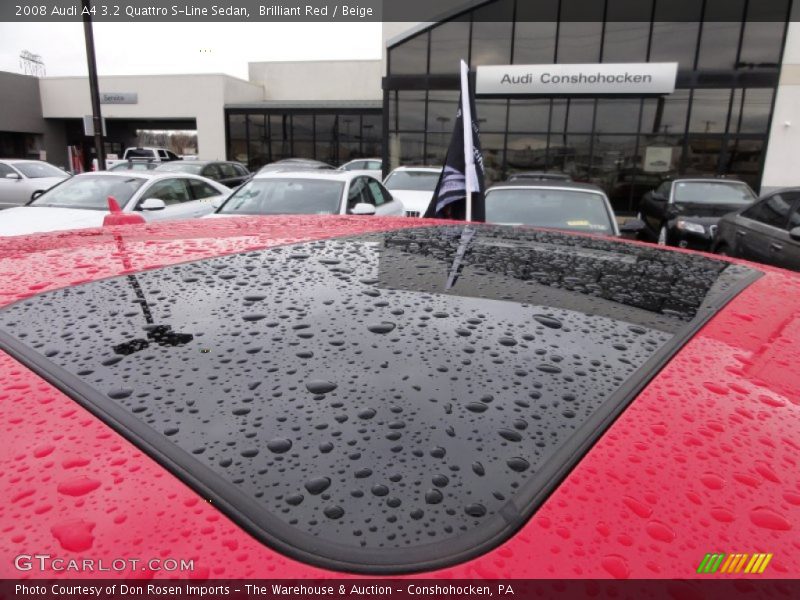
{"left": 351, "top": 203, "right": 376, "bottom": 215}
{"left": 5, "top": 173, "right": 21, "bottom": 180}
{"left": 790, "top": 226, "right": 800, "bottom": 242}
{"left": 619, "top": 218, "right": 646, "bottom": 237}
{"left": 140, "top": 198, "right": 166, "bottom": 211}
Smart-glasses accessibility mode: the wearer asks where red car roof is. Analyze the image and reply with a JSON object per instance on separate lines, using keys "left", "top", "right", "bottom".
{"left": 0, "top": 217, "right": 798, "bottom": 578}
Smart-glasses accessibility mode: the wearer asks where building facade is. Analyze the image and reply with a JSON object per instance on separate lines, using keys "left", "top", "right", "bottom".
{"left": 384, "top": 0, "right": 796, "bottom": 211}
{"left": 1, "top": 2, "right": 799, "bottom": 210}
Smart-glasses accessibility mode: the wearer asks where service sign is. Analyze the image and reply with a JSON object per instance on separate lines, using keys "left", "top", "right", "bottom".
{"left": 100, "top": 92, "right": 138, "bottom": 104}
{"left": 476, "top": 63, "right": 678, "bottom": 95}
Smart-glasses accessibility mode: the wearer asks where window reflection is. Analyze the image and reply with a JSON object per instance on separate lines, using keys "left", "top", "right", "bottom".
{"left": 508, "top": 99, "right": 551, "bottom": 133}
{"left": 429, "top": 18, "right": 469, "bottom": 75}
{"left": 390, "top": 33, "right": 428, "bottom": 75}
{"left": 689, "top": 90, "right": 732, "bottom": 133}
{"left": 470, "top": 0, "right": 513, "bottom": 68}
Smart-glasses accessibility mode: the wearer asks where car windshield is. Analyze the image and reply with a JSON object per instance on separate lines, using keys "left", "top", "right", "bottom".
{"left": 673, "top": 181, "right": 755, "bottom": 204}
{"left": 155, "top": 162, "right": 204, "bottom": 175}
{"left": 485, "top": 188, "right": 614, "bottom": 234}
{"left": 13, "top": 162, "right": 68, "bottom": 179}
{"left": 218, "top": 178, "right": 344, "bottom": 215}
{"left": 29, "top": 175, "right": 147, "bottom": 210}
{"left": 385, "top": 171, "right": 440, "bottom": 191}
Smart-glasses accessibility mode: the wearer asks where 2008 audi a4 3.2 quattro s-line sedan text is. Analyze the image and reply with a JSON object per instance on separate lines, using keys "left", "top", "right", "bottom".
{"left": 0, "top": 215, "right": 797, "bottom": 579}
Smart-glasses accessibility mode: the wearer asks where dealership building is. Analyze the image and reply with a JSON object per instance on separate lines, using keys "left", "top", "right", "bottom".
{"left": 1, "top": 0, "right": 799, "bottom": 211}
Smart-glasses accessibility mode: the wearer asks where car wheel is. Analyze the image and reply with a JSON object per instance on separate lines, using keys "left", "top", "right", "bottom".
{"left": 715, "top": 243, "right": 730, "bottom": 257}
{"left": 657, "top": 226, "right": 668, "bottom": 246}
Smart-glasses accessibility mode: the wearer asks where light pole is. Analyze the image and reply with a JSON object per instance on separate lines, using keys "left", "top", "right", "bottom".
{"left": 82, "top": 0, "right": 105, "bottom": 170}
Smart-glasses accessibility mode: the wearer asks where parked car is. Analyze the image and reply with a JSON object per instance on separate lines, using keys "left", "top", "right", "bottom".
{"left": 155, "top": 160, "right": 251, "bottom": 188}
{"left": 0, "top": 171, "right": 229, "bottom": 237}
{"left": 0, "top": 159, "right": 70, "bottom": 209}
{"left": 712, "top": 187, "right": 800, "bottom": 270}
{"left": 339, "top": 158, "right": 382, "bottom": 179}
{"left": 484, "top": 181, "right": 622, "bottom": 237}
{"left": 383, "top": 166, "right": 442, "bottom": 217}
{"left": 108, "top": 159, "right": 160, "bottom": 172}
{"left": 212, "top": 170, "right": 404, "bottom": 218}
{"left": 257, "top": 158, "right": 334, "bottom": 174}
{"left": 105, "top": 147, "right": 181, "bottom": 170}
{"left": 506, "top": 171, "right": 572, "bottom": 183}
{"left": 638, "top": 178, "right": 757, "bottom": 249}
{"left": 0, "top": 217, "right": 797, "bottom": 579}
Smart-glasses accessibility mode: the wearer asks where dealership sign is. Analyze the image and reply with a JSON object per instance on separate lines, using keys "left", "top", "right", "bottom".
{"left": 100, "top": 92, "right": 138, "bottom": 104}
{"left": 476, "top": 63, "right": 678, "bottom": 95}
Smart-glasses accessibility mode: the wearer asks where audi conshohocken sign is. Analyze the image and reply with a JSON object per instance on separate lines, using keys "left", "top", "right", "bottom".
{"left": 476, "top": 63, "right": 678, "bottom": 95}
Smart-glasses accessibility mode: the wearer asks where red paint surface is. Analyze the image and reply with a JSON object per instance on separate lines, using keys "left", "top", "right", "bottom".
{"left": 0, "top": 216, "right": 798, "bottom": 579}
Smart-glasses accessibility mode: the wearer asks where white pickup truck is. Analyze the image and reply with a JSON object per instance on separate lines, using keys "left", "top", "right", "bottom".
{"left": 105, "top": 147, "right": 181, "bottom": 170}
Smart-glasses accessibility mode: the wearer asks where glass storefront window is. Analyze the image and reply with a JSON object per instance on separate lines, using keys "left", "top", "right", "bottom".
{"left": 689, "top": 89, "right": 732, "bottom": 133}
{"left": 595, "top": 99, "right": 642, "bottom": 134}
{"left": 642, "top": 91, "right": 690, "bottom": 136}
{"left": 602, "top": 22, "right": 651, "bottom": 63}
{"left": 697, "top": 23, "right": 743, "bottom": 70}
{"left": 649, "top": 22, "right": 701, "bottom": 68}
{"left": 427, "top": 91, "right": 459, "bottom": 133}
{"left": 685, "top": 136, "right": 724, "bottom": 175}
{"left": 389, "top": 32, "right": 428, "bottom": 75}
{"left": 247, "top": 114, "right": 268, "bottom": 170}
{"left": 391, "top": 132, "right": 425, "bottom": 166}
{"left": 315, "top": 114, "right": 337, "bottom": 164}
{"left": 566, "top": 99, "right": 596, "bottom": 133}
{"left": 730, "top": 88, "right": 774, "bottom": 133}
{"left": 480, "top": 133, "right": 506, "bottom": 186}
{"left": 506, "top": 134, "right": 549, "bottom": 171}
{"left": 722, "top": 138, "right": 764, "bottom": 190}
{"left": 475, "top": 99, "right": 508, "bottom": 133}
{"left": 603, "top": 0, "right": 652, "bottom": 62}
{"left": 292, "top": 115, "right": 313, "bottom": 141}
{"left": 508, "top": 99, "right": 551, "bottom": 133}
{"left": 429, "top": 18, "right": 469, "bottom": 75}
{"left": 362, "top": 114, "right": 383, "bottom": 157}
{"left": 397, "top": 91, "right": 427, "bottom": 131}
{"left": 593, "top": 134, "right": 643, "bottom": 211}
{"left": 739, "top": 20, "right": 787, "bottom": 66}
{"left": 557, "top": 22, "right": 603, "bottom": 63}
{"left": 513, "top": 22, "right": 557, "bottom": 64}
{"left": 228, "top": 114, "right": 247, "bottom": 164}
{"left": 470, "top": 0, "right": 513, "bottom": 68}
{"left": 424, "top": 132, "right": 448, "bottom": 165}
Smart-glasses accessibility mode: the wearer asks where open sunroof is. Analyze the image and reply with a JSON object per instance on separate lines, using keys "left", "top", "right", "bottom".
{"left": 0, "top": 225, "right": 759, "bottom": 573}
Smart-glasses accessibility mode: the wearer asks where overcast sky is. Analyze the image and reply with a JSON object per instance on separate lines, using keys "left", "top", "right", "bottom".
{"left": 0, "top": 22, "right": 383, "bottom": 79}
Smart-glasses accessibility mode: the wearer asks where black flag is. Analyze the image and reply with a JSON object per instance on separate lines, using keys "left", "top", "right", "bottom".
{"left": 424, "top": 60, "right": 486, "bottom": 221}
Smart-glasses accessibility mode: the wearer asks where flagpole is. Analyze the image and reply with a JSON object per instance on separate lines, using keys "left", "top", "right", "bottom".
{"left": 460, "top": 60, "right": 474, "bottom": 222}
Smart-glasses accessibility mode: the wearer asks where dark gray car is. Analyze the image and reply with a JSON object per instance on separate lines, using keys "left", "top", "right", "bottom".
{"left": 712, "top": 188, "right": 800, "bottom": 271}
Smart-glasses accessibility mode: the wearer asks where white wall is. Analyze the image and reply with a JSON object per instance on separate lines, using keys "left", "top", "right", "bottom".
{"left": 248, "top": 60, "right": 383, "bottom": 101}
{"left": 761, "top": 22, "right": 800, "bottom": 193}
{"left": 39, "top": 74, "right": 263, "bottom": 160}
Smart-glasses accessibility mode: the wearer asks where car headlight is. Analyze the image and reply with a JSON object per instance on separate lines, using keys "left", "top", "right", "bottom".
{"left": 675, "top": 220, "right": 706, "bottom": 235}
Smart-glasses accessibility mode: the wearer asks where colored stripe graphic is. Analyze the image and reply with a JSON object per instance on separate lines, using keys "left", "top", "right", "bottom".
{"left": 734, "top": 554, "right": 749, "bottom": 573}
{"left": 758, "top": 554, "right": 773, "bottom": 573}
{"left": 720, "top": 554, "right": 736, "bottom": 573}
{"left": 697, "top": 553, "right": 773, "bottom": 574}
